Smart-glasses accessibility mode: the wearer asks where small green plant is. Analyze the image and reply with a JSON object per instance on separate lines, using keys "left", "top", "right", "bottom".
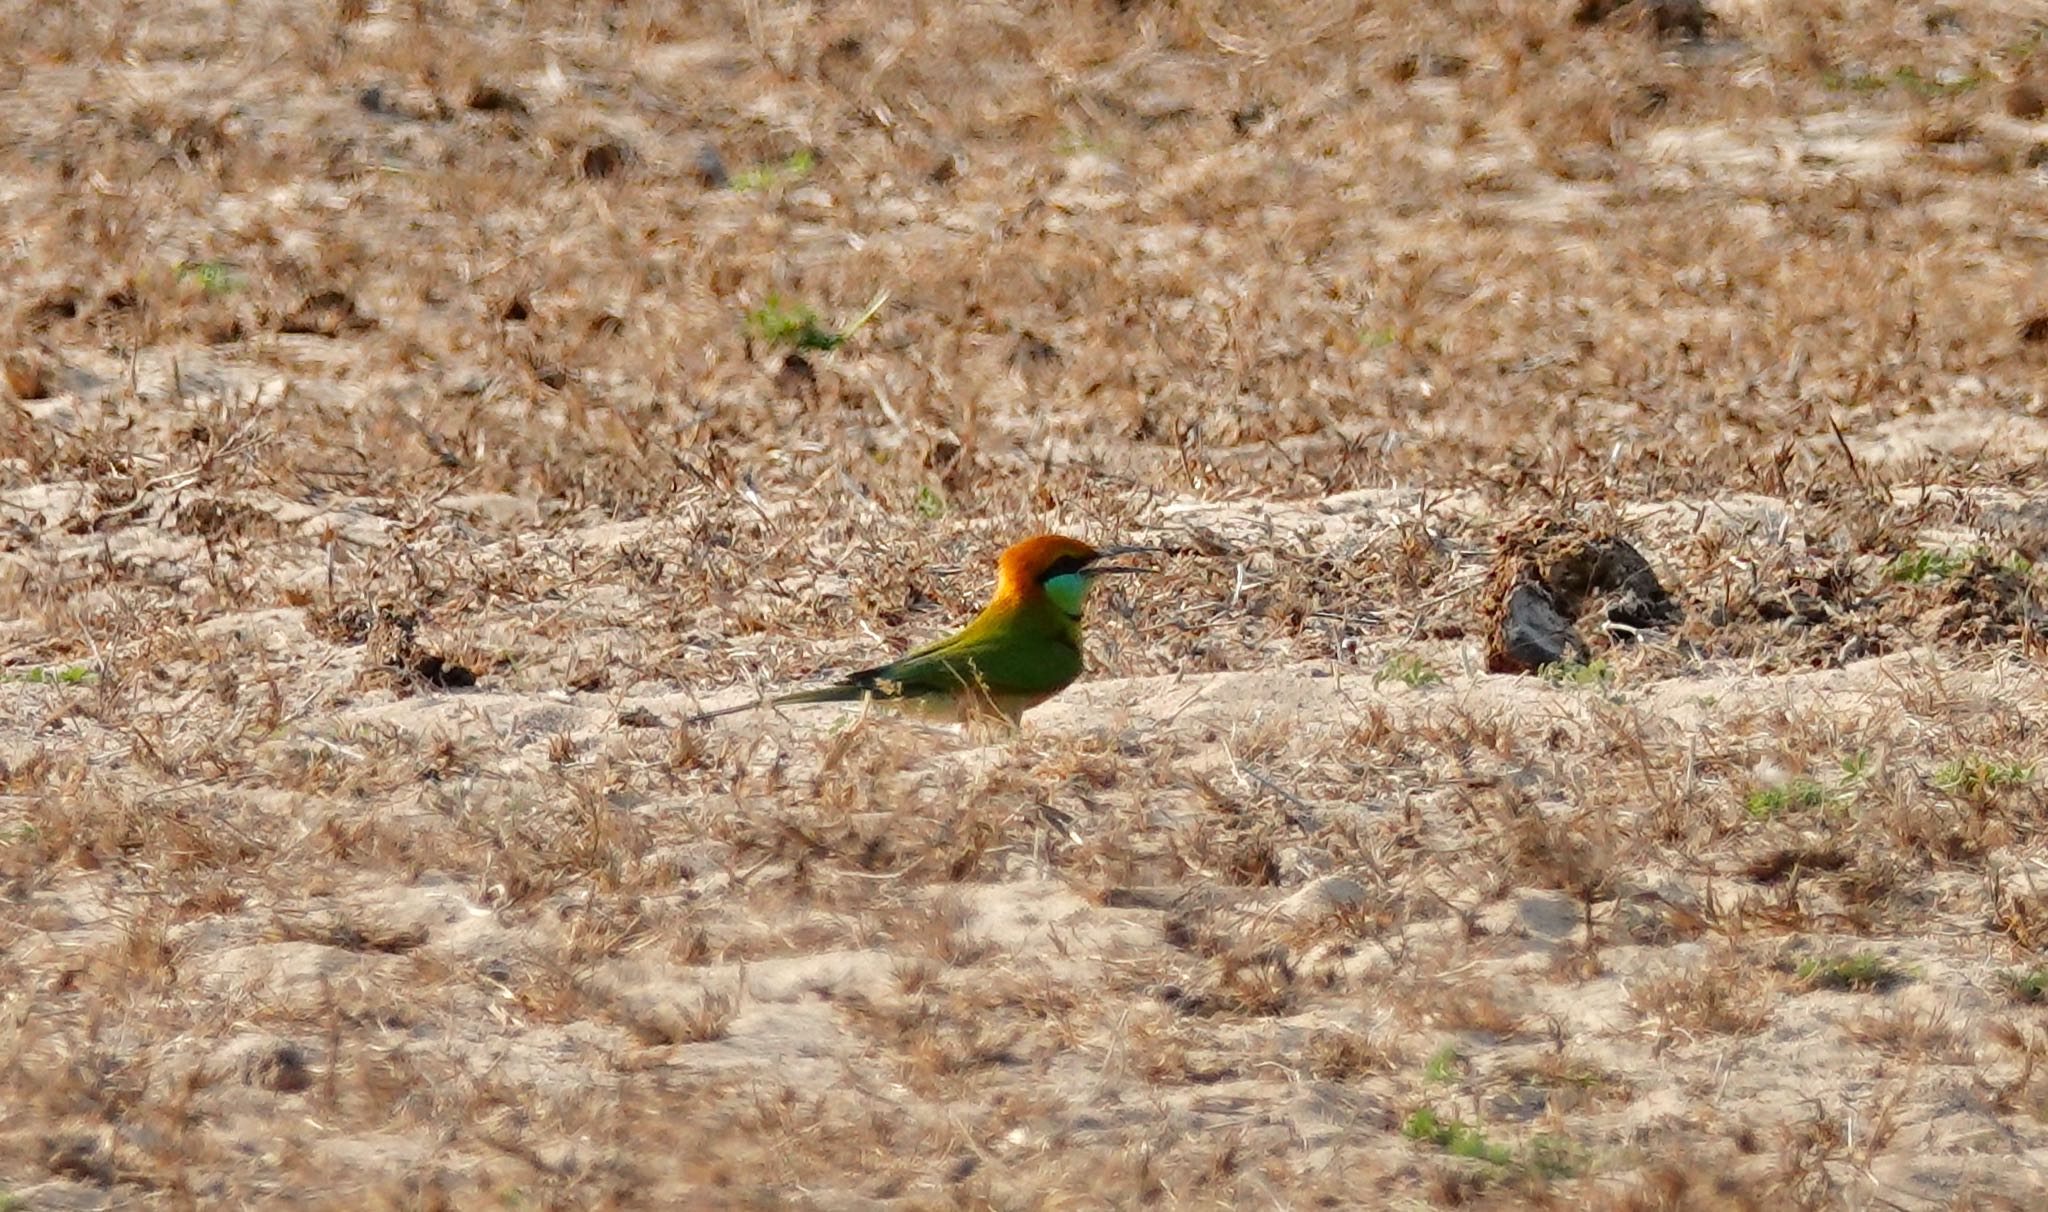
{"left": 1821, "top": 65, "right": 1982, "bottom": 97}
{"left": 729, "top": 148, "right": 815, "bottom": 191}
{"left": 1053, "top": 129, "right": 1108, "bottom": 156}
{"left": 744, "top": 290, "right": 888, "bottom": 353}
{"left": 1885, "top": 547, "right": 2033, "bottom": 584}
{"left": 2002, "top": 967, "right": 2048, "bottom": 1004}
{"left": 914, "top": 485, "right": 946, "bottom": 520}
{"left": 1, "top": 664, "right": 96, "bottom": 685}
{"left": 1886, "top": 547, "right": 1976, "bottom": 583}
{"left": 2003, "top": 26, "right": 2047, "bottom": 64}
{"left": 1934, "top": 757, "right": 2034, "bottom": 795}
{"left": 745, "top": 295, "right": 837, "bottom": 351}
{"left": 1891, "top": 65, "right": 1983, "bottom": 97}
{"left": 1375, "top": 652, "right": 1442, "bottom": 689}
{"left": 1540, "top": 658, "right": 1612, "bottom": 688}
{"left": 1744, "top": 778, "right": 1828, "bottom": 820}
{"left": 175, "top": 259, "right": 242, "bottom": 295}
{"left": 1796, "top": 953, "right": 1906, "bottom": 993}
{"left": 1819, "top": 67, "right": 1891, "bottom": 94}
{"left": 1403, "top": 1108, "right": 1511, "bottom": 1165}
{"left": 1423, "top": 1044, "right": 1462, "bottom": 1083}
{"left": 1359, "top": 325, "right": 1400, "bottom": 350}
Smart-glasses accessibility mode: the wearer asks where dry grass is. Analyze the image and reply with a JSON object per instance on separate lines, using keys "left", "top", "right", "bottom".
{"left": 7, "top": 0, "right": 2048, "bottom": 1206}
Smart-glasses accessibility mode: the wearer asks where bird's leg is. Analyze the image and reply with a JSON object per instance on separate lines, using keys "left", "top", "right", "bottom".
{"left": 961, "top": 714, "right": 1019, "bottom": 746}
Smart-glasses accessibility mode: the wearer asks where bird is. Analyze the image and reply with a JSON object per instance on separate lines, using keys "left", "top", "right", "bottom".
{"left": 685, "top": 534, "right": 1152, "bottom": 726}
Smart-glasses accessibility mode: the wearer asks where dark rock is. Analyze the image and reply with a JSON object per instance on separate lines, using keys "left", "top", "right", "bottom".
{"left": 1484, "top": 523, "right": 1682, "bottom": 674}
{"left": 1548, "top": 537, "right": 1685, "bottom": 633}
{"left": 693, "top": 144, "right": 729, "bottom": 188}
{"left": 1493, "top": 583, "right": 1588, "bottom": 674}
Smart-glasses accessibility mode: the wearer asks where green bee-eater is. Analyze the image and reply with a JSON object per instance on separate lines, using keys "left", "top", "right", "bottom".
{"left": 687, "top": 534, "right": 1150, "bottom": 725}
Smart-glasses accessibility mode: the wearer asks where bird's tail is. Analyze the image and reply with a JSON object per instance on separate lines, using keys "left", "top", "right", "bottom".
{"left": 680, "top": 700, "right": 754, "bottom": 725}
{"left": 769, "top": 685, "right": 872, "bottom": 707}
{"left": 681, "top": 683, "right": 870, "bottom": 726}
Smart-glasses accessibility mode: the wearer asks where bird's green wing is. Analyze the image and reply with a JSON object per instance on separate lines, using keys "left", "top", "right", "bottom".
{"left": 866, "top": 629, "right": 1083, "bottom": 700}
{"left": 776, "top": 625, "right": 1080, "bottom": 707}
{"left": 774, "top": 593, "right": 1089, "bottom": 710}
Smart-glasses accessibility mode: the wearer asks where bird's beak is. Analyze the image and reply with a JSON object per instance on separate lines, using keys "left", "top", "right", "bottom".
{"left": 1084, "top": 544, "right": 1159, "bottom": 577}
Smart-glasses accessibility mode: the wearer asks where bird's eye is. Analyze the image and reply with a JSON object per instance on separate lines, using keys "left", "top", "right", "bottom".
{"left": 1037, "top": 554, "right": 1094, "bottom": 583}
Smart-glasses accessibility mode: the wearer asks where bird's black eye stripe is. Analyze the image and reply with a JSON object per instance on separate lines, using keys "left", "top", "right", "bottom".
{"left": 1036, "top": 553, "right": 1094, "bottom": 583}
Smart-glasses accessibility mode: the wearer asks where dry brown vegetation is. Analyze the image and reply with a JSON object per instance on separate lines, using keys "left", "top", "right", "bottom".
{"left": 7, "top": 0, "right": 2048, "bottom": 1206}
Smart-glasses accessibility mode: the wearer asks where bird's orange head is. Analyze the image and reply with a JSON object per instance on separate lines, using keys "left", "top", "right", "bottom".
{"left": 992, "top": 534, "right": 1151, "bottom": 617}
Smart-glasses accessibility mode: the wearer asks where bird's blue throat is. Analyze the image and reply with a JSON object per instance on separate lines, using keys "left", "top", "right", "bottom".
{"left": 1043, "top": 572, "right": 1091, "bottom": 619}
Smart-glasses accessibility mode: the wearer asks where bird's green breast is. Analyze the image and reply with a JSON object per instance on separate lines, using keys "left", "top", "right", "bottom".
{"left": 875, "top": 590, "right": 1085, "bottom": 700}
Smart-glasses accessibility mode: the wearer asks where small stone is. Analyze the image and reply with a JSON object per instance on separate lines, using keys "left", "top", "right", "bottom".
{"left": 1494, "top": 583, "right": 1586, "bottom": 674}
{"left": 693, "top": 144, "right": 729, "bottom": 188}
{"left": 1279, "top": 875, "right": 1370, "bottom": 921}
